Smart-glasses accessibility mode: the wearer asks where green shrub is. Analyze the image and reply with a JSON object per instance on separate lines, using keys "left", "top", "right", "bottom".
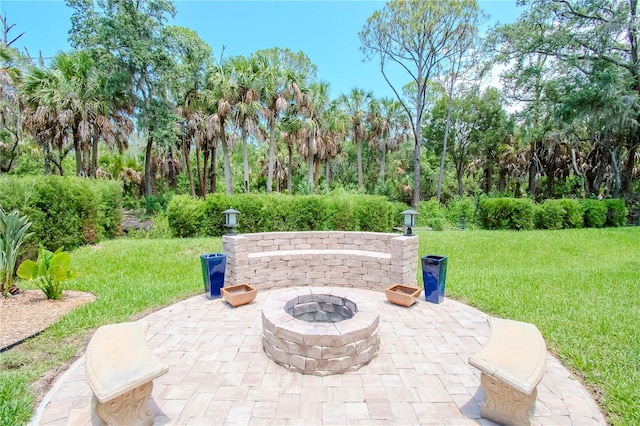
{"left": 290, "top": 196, "right": 329, "bottom": 231}
{"left": 141, "top": 193, "right": 173, "bottom": 215}
{"left": 581, "top": 199, "right": 608, "bottom": 228}
{"left": 92, "top": 179, "right": 123, "bottom": 239}
{"left": 0, "top": 176, "right": 122, "bottom": 255}
{"left": 534, "top": 201, "right": 565, "bottom": 230}
{"left": 478, "top": 197, "right": 534, "bottom": 230}
{"left": 555, "top": 199, "right": 584, "bottom": 228}
{"left": 352, "top": 196, "right": 395, "bottom": 232}
{"left": 325, "top": 196, "right": 359, "bottom": 230}
{"left": 604, "top": 199, "right": 627, "bottom": 227}
{"left": 166, "top": 195, "right": 206, "bottom": 237}
{"left": 426, "top": 217, "right": 446, "bottom": 231}
{"left": 446, "top": 197, "right": 476, "bottom": 229}
{"left": 169, "top": 194, "right": 404, "bottom": 237}
{"left": 417, "top": 198, "right": 447, "bottom": 227}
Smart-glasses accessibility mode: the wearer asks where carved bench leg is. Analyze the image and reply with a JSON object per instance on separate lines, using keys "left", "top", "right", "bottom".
{"left": 479, "top": 372, "right": 537, "bottom": 426}
{"left": 92, "top": 381, "right": 155, "bottom": 426}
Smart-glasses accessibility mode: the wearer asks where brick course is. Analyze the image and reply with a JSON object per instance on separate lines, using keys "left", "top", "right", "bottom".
{"left": 223, "top": 231, "right": 418, "bottom": 290}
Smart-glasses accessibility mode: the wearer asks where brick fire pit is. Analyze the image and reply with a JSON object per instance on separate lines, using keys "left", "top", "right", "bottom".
{"left": 261, "top": 287, "right": 379, "bottom": 376}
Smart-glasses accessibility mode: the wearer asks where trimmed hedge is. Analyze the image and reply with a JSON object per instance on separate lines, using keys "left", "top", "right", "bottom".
{"left": 0, "top": 176, "right": 123, "bottom": 257}
{"left": 534, "top": 199, "right": 584, "bottom": 230}
{"left": 604, "top": 199, "right": 628, "bottom": 227}
{"left": 478, "top": 197, "right": 626, "bottom": 230}
{"left": 167, "top": 194, "right": 407, "bottom": 237}
{"left": 581, "top": 199, "right": 608, "bottom": 228}
{"left": 478, "top": 198, "right": 535, "bottom": 230}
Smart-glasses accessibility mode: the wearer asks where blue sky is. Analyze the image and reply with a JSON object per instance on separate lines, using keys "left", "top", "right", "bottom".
{"left": 1, "top": 1, "right": 523, "bottom": 100}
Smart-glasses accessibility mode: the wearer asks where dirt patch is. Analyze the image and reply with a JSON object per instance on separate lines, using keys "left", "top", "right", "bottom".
{"left": 0, "top": 290, "right": 96, "bottom": 351}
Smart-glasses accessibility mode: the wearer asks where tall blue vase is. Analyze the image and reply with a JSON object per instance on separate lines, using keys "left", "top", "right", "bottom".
{"left": 200, "top": 253, "right": 226, "bottom": 299}
{"left": 421, "top": 255, "right": 447, "bottom": 304}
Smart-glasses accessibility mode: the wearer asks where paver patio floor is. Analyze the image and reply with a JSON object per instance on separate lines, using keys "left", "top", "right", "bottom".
{"left": 32, "top": 287, "right": 606, "bottom": 425}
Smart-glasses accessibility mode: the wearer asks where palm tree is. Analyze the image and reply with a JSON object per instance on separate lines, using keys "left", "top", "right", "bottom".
{"left": 254, "top": 52, "right": 301, "bottom": 193}
{"left": 279, "top": 114, "right": 303, "bottom": 193}
{"left": 228, "top": 55, "right": 261, "bottom": 193}
{"left": 22, "top": 51, "right": 127, "bottom": 178}
{"left": 203, "top": 63, "right": 238, "bottom": 195}
{"left": 368, "top": 97, "right": 408, "bottom": 184}
{"left": 0, "top": 44, "right": 24, "bottom": 174}
{"left": 339, "top": 88, "right": 373, "bottom": 189}
{"left": 318, "top": 100, "right": 347, "bottom": 187}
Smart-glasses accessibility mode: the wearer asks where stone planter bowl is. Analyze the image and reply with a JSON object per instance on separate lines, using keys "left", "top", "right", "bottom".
{"left": 385, "top": 284, "right": 421, "bottom": 307}
{"left": 221, "top": 283, "right": 257, "bottom": 307}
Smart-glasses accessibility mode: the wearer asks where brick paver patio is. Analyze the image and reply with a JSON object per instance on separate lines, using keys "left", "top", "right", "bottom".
{"left": 32, "top": 287, "right": 606, "bottom": 425}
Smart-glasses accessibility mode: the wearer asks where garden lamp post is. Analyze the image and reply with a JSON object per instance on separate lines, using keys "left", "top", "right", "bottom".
{"left": 223, "top": 208, "right": 240, "bottom": 235}
{"left": 401, "top": 209, "right": 418, "bottom": 236}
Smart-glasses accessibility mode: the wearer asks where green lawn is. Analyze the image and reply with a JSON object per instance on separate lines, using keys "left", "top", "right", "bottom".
{"left": 419, "top": 227, "right": 640, "bottom": 425}
{"left": 0, "top": 228, "right": 638, "bottom": 425}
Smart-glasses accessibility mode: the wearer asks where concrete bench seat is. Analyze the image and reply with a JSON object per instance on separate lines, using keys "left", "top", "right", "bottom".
{"left": 469, "top": 317, "right": 547, "bottom": 426}
{"left": 248, "top": 249, "right": 392, "bottom": 261}
{"left": 85, "top": 321, "right": 169, "bottom": 426}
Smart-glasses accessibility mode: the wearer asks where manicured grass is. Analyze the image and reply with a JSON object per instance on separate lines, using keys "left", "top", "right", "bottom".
{"left": 0, "top": 237, "right": 219, "bottom": 426}
{"left": 1, "top": 229, "right": 638, "bottom": 425}
{"left": 418, "top": 227, "right": 640, "bottom": 425}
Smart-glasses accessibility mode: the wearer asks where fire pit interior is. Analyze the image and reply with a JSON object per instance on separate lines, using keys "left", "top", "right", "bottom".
{"left": 285, "top": 294, "right": 356, "bottom": 323}
{"left": 262, "top": 288, "right": 380, "bottom": 376}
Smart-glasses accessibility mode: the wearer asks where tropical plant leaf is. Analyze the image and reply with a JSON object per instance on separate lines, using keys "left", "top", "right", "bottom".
{"left": 16, "top": 260, "right": 38, "bottom": 281}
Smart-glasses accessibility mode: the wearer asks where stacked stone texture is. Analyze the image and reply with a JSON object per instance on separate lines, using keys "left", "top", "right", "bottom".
{"left": 261, "top": 291, "right": 380, "bottom": 376}
{"left": 223, "top": 231, "right": 419, "bottom": 291}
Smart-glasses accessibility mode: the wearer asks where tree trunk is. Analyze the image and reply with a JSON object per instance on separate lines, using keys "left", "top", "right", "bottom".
{"left": 182, "top": 138, "right": 196, "bottom": 198}
{"left": 610, "top": 148, "right": 621, "bottom": 198}
{"left": 210, "top": 145, "right": 217, "bottom": 194}
{"left": 287, "top": 143, "right": 293, "bottom": 194}
{"left": 308, "top": 135, "right": 315, "bottom": 191}
{"left": 266, "top": 116, "right": 275, "bottom": 193}
{"left": 498, "top": 169, "right": 506, "bottom": 193}
{"left": 81, "top": 139, "right": 90, "bottom": 177}
{"left": 90, "top": 129, "right": 99, "bottom": 178}
{"left": 413, "top": 133, "right": 421, "bottom": 208}
{"left": 379, "top": 146, "right": 386, "bottom": 183}
{"left": 201, "top": 148, "right": 209, "bottom": 197}
{"left": 456, "top": 165, "right": 464, "bottom": 197}
{"left": 242, "top": 127, "right": 250, "bottom": 193}
{"left": 314, "top": 158, "right": 321, "bottom": 187}
{"left": 195, "top": 142, "right": 203, "bottom": 196}
{"left": 528, "top": 144, "right": 538, "bottom": 198}
{"left": 42, "top": 137, "right": 51, "bottom": 175}
{"left": 167, "top": 145, "right": 177, "bottom": 190}
{"left": 144, "top": 134, "right": 154, "bottom": 196}
{"left": 73, "top": 125, "right": 82, "bottom": 176}
{"left": 620, "top": 143, "right": 637, "bottom": 197}
{"left": 484, "top": 166, "right": 493, "bottom": 194}
{"left": 220, "top": 123, "right": 233, "bottom": 195}
{"left": 356, "top": 136, "right": 363, "bottom": 189}
{"left": 437, "top": 89, "right": 454, "bottom": 203}
{"left": 325, "top": 159, "right": 331, "bottom": 187}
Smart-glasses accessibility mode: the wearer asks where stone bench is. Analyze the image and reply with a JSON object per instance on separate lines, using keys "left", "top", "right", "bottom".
{"left": 223, "top": 231, "right": 418, "bottom": 291}
{"left": 85, "top": 322, "right": 169, "bottom": 426}
{"left": 468, "top": 317, "right": 547, "bottom": 426}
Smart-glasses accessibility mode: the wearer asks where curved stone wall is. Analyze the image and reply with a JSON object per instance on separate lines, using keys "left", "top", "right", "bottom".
{"left": 222, "top": 231, "right": 418, "bottom": 291}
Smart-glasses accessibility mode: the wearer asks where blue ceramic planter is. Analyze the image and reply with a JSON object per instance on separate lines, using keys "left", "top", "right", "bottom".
{"left": 421, "top": 255, "right": 447, "bottom": 304}
{"left": 200, "top": 253, "right": 226, "bottom": 299}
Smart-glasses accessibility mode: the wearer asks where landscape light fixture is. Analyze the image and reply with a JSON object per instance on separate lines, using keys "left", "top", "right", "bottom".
{"left": 223, "top": 208, "right": 240, "bottom": 235}
{"left": 401, "top": 209, "right": 418, "bottom": 236}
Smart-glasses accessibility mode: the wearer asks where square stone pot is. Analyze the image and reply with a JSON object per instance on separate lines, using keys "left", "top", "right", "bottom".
{"left": 385, "top": 284, "right": 421, "bottom": 307}
{"left": 221, "top": 283, "right": 257, "bottom": 307}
